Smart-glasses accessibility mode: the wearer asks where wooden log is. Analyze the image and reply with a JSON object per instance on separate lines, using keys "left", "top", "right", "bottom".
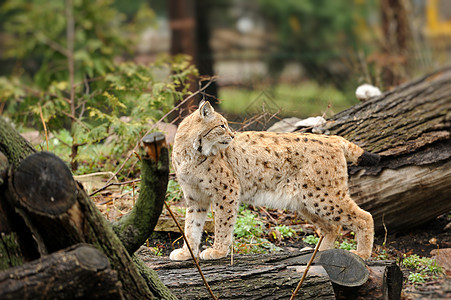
{"left": 0, "top": 244, "right": 123, "bottom": 300}
{"left": 0, "top": 129, "right": 176, "bottom": 299}
{"left": 0, "top": 151, "right": 37, "bottom": 269}
{"left": 4, "top": 151, "right": 157, "bottom": 298}
{"left": 318, "top": 68, "right": 451, "bottom": 233}
{"left": 140, "top": 249, "right": 402, "bottom": 299}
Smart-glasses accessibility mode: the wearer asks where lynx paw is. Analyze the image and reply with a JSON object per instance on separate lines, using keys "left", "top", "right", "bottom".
{"left": 169, "top": 248, "right": 193, "bottom": 261}
{"left": 350, "top": 250, "right": 371, "bottom": 260}
{"left": 199, "top": 248, "right": 227, "bottom": 260}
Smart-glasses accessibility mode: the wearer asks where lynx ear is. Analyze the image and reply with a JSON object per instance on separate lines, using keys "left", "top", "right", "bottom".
{"left": 199, "top": 101, "right": 214, "bottom": 119}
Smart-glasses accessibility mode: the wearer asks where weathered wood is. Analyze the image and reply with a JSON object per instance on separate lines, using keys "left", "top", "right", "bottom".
{"left": 0, "top": 124, "right": 176, "bottom": 299}
{"left": 140, "top": 249, "right": 402, "bottom": 300}
{"left": 0, "top": 244, "right": 123, "bottom": 300}
{"left": 4, "top": 151, "right": 158, "bottom": 299}
{"left": 321, "top": 68, "right": 451, "bottom": 233}
{"left": 113, "top": 133, "right": 169, "bottom": 254}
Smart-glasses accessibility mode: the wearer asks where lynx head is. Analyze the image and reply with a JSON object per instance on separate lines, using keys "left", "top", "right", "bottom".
{"left": 192, "top": 101, "right": 234, "bottom": 156}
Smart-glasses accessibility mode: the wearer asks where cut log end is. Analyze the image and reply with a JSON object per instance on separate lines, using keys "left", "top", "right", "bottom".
{"left": 318, "top": 249, "right": 369, "bottom": 287}
{"left": 74, "top": 244, "right": 110, "bottom": 271}
{"left": 11, "top": 152, "right": 77, "bottom": 216}
{"left": 142, "top": 132, "right": 167, "bottom": 161}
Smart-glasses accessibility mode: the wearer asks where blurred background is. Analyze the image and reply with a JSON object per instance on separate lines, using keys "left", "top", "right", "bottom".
{"left": 0, "top": 0, "right": 450, "bottom": 171}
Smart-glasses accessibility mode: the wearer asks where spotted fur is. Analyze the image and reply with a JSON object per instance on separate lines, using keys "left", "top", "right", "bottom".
{"left": 170, "top": 101, "right": 376, "bottom": 261}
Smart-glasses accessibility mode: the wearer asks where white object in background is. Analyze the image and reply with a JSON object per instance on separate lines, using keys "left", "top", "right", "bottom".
{"left": 355, "top": 84, "right": 382, "bottom": 101}
{"left": 294, "top": 116, "right": 326, "bottom": 128}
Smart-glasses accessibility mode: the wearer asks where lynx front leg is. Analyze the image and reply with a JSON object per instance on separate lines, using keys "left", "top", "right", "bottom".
{"left": 169, "top": 197, "right": 209, "bottom": 261}
{"left": 200, "top": 194, "right": 239, "bottom": 260}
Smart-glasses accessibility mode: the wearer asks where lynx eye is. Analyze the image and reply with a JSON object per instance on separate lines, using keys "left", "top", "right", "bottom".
{"left": 220, "top": 124, "right": 226, "bottom": 129}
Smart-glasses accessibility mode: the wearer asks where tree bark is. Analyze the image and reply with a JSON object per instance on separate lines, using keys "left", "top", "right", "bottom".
{"left": 0, "top": 121, "right": 176, "bottom": 299}
{"left": 140, "top": 249, "right": 402, "bottom": 300}
{"left": 113, "top": 132, "right": 169, "bottom": 254}
{"left": 0, "top": 244, "right": 123, "bottom": 300}
{"left": 168, "top": 0, "right": 200, "bottom": 122}
{"left": 322, "top": 67, "right": 451, "bottom": 233}
{"left": 0, "top": 118, "right": 35, "bottom": 168}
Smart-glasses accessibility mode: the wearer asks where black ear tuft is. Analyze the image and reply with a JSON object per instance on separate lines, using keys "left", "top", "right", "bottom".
{"left": 199, "top": 101, "right": 214, "bottom": 119}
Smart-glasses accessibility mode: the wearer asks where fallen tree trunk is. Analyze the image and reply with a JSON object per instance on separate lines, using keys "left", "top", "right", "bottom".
{"left": 140, "top": 249, "right": 402, "bottom": 300}
{"left": 0, "top": 244, "right": 123, "bottom": 300}
{"left": 0, "top": 118, "right": 175, "bottom": 299}
{"left": 312, "top": 68, "right": 451, "bottom": 234}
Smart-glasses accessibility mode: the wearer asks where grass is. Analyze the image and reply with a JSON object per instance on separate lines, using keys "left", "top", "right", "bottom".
{"left": 218, "top": 81, "right": 357, "bottom": 119}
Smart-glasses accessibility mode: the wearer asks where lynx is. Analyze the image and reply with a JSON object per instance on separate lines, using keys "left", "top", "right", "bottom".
{"left": 170, "top": 101, "right": 378, "bottom": 261}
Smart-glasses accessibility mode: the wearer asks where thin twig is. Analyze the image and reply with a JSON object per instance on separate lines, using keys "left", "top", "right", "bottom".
{"left": 61, "top": 110, "right": 90, "bottom": 130}
{"left": 35, "top": 32, "right": 69, "bottom": 57}
{"left": 259, "top": 206, "right": 278, "bottom": 225}
{"left": 66, "top": 0, "right": 75, "bottom": 118}
{"left": 89, "top": 179, "right": 141, "bottom": 197}
{"left": 164, "top": 201, "right": 218, "bottom": 300}
{"left": 382, "top": 213, "right": 388, "bottom": 247}
{"left": 290, "top": 235, "right": 324, "bottom": 300}
{"left": 38, "top": 104, "right": 49, "bottom": 151}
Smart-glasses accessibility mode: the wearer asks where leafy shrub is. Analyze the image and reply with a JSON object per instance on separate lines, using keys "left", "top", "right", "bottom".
{"left": 0, "top": 0, "right": 197, "bottom": 173}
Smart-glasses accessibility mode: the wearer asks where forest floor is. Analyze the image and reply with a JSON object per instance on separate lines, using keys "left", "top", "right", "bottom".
{"left": 91, "top": 183, "right": 450, "bottom": 300}
{"left": 145, "top": 212, "right": 450, "bottom": 300}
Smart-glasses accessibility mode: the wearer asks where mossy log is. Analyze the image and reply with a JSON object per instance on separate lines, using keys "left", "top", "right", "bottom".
{"left": 0, "top": 244, "right": 123, "bottom": 300}
{"left": 321, "top": 68, "right": 451, "bottom": 233}
{"left": 113, "top": 132, "right": 169, "bottom": 254}
{"left": 0, "top": 118, "right": 175, "bottom": 299}
{"left": 140, "top": 248, "right": 402, "bottom": 300}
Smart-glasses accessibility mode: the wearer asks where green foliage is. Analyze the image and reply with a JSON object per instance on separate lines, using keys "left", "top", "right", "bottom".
{"left": 403, "top": 254, "right": 443, "bottom": 275}
{"left": 274, "top": 225, "right": 297, "bottom": 240}
{"left": 303, "top": 235, "right": 319, "bottom": 246}
{"left": 256, "top": 0, "right": 377, "bottom": 84}
{"left": 375, "top": 249, "right": 389, "bottom": 261}
{"left": 234, "top": 208, "right": 264, "bottom": 239}
{"left": 303, "top": 234, "right": 357, "bottom": 251}
{"left": 403, "top": 254, "right": 444, "bottom": 284}
{"left": 2, "top": 0, "right": 132, "bottom": 85}
{"left": 219, "top": 81, "right": 354, "bottom": 118}
{"left": 166, "top": 179, "right": 183, "bottom": 203}
{"left": 0, "top": 0, "right": 197, "bottom": 172}
{"left": 337, "top": 239, "right": 357, "bottom": 251}
{"left": 408, "top": 272, "right": 426, "bottom": 283}
{"left": 232, "top": 207, "right": 282, "bottom": 254}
